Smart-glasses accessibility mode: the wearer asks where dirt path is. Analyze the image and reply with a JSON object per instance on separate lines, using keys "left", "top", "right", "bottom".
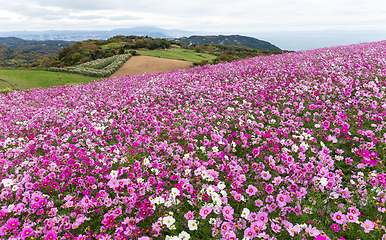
{"left": 0, "top": 77, "right": 15, "bottom": 88}
{"left": 109, "top": 56, "right": 193, "bottom": 78}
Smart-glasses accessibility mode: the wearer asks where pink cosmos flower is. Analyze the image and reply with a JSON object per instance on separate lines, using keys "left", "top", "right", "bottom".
{"left": 220, "top": 222, "right": 232, "bottom": 235}
{"left": 102, "top": 214, "right": 115, "bottom": 226}
{"left": 184, "top": 211, "right": 194, "bottom": 220}
{"left": 20, "top": 227, "right": 34, "bottom": 239}
{"left": 246, "top": 185, "right": 258, "bottom": 196}
{"left": 272, "top": 176, "right": 282, "bottom": 185}
{"left": 256, "top": 212, "right": 268, "bottom": 223}
{"left": 348, "top": 207, "right": 360, "bottom": 216}
{"left": 305, "top": 225, "right": 320, "bottom": 237}
{"left": 346, "top": 213, "right": 358, "bottom": 223}
{"left": 361, "top": 219, "right": 374, "bottom": 233}
{"left": 222, "top": 206, "right": 234, "bottom": 221}
{"left": 113, "top": 207, "right": 122, "bottom": 217}
{"left": 276, "top": 193, "right": 288, "bottom": 207}
{"left": 234, "top": 193, "right": 243, "bottom": 201}
{"left": 255, "top": 199, "right": 263, "bottom": 207}
{"left": 222, "top": 230, "right": 236, "bottom": 239}
{"left": 244, "top": 227, "right": 256, "bottom": 239}
{"left": 138, "top": 237, "right": 152, "bottom": 240}
{"left": 261, "top": 171, "right": 271, "bottom": 180}
{"left": 251, "top": 221, "right": 267, "bottom": 232}
{"left": 107, "top": 178, "right": 119, "bottom": 189}
{"left": 268, "top": 203, "right": 277, "bottom": 213}
{"left": 331, "top": 211, "right": 346, "bottom": 224}
{"left": 199, "top": 206, "right": 212, "bottom": 219}
{"left": 14, "top": 203, "right": 25, "bottom": 215}
{"left": 77, "top": 235, "right": 87, "bottom": 240}
{"left": 287, "top": 224, "right": 301, "bottom": 237}
{"left": 271, "top": 222, "right": 281, "bottom": 233}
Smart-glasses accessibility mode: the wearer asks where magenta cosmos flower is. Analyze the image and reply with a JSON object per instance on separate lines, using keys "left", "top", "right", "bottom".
{"left": 252, "top": 147, "right": 259, "bottom": 156}
{"left": 44, "top": 230, "right": 57, "bottom": 240}
{"left": 20, "top": 227, "right": 34, "bottom": 239}
{"left": 330, "top": 223, "right": 340, "bottom": 233}
{"left": 322, "top": 120, "right": 330, "bottom": 128}
{"left": 6, "top": 218, "right": 21, "bottom": 230}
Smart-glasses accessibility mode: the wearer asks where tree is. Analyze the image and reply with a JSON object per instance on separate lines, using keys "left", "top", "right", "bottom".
{"left": 72, "top": 53, "right": 82, "bottom": 64}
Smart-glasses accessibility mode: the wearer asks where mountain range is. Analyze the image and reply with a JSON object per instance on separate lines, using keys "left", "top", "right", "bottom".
{"left": 0, "top": 27, "right": 193, "bottom": 42}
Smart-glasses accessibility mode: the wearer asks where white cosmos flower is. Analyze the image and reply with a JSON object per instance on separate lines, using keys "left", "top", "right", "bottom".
{"left": 110, "top": 170, "right": 118, "bottom": 179}
{"left": 206, "top": 186, "right": 215, "bottom": 196}
{"left": 241, "top": 208, "right": 250, "bottom": 219}
{"left": 163, "top": 216, "right": 176, "bottom": 228}
{"left": 2, "top": 179, "right": 13, "bottom": 187}
{"left": 179, "top": 231, "right": 191, "bottom": 240}
{"left": 217, "top": 182, "right": 226, "bottom": 190}
{"left": 188, "top": 220, "right": 198, "bottom": 230}
{"left": 171, "top": 188, "right": 180, "bottom": 197}
{"left": 291, "top": 144, "right": 299, "bottom": 152}
{"left": 209, "top": 218, "right": 217, "bottom": 224}
{"left": 320, "top": 177, "right": 328, "bottom": 187}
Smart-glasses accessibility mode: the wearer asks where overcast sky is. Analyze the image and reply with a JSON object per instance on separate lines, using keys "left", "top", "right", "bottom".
{"left": 1, "top": 0, "right": 386, "bottom": 33}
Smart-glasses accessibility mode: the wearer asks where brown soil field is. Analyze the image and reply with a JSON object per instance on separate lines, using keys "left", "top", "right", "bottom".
{"left": 109, "top": 56, "right": 193, "bottom": 78}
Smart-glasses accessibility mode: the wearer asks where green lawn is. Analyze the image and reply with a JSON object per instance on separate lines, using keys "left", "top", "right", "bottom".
{"left": 135, "top": 48, "right": 217, "bottom": 62}
{"left": 0, "top": 69, "right": 99, "bottom": 90}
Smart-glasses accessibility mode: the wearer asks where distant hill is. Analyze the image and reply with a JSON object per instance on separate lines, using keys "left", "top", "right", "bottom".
{"left": 0, "top": 37, "right": 74, "bottom": 68}
{"left": 175, "top": 35, "right": 281, "bottom": 50}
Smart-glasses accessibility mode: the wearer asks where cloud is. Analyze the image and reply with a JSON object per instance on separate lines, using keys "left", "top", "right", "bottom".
{"left": 0, "top": 0, "right": 386, "bottom": 32}
{"left": 107, "top": 16, "right": 142, "bottom": 21}
{"left": 70, "top": 15, "right": 103, "bottom": 20}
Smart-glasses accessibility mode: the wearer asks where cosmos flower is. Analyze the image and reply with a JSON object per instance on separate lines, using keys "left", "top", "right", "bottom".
{"left": 1, "top": 179, "right": 13, "bottom": 187}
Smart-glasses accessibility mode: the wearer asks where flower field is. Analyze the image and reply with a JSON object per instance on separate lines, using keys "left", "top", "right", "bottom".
{"left": 1, "top": 41, "right": 386, "bottom": 240}
{"left": 48, "top": 54, "right": 131, "bottom": 77}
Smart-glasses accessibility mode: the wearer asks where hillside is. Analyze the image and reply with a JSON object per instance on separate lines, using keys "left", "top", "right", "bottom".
{"left": 43, "top": 35, "right": 171, "bottom": 68}
{"left": 0, "top": 37, "right": 74, "bottom": 68}
{"left": 175, "top": 35, "right": 281, "bottom": 50}
{"left": 0, "top": 41, "right": 385, "bottom": 240}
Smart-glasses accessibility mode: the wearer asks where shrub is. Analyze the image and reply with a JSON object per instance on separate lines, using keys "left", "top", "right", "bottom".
{"left": 48, "top": 53, "right": 131, "bottom": 77}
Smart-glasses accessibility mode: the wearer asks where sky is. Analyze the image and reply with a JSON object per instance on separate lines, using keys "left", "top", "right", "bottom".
{"left": 1, "top": 0, "right": 386, "bottom": 33}
{"left": 1, "top": 0, "right": 386, "bottom": 50}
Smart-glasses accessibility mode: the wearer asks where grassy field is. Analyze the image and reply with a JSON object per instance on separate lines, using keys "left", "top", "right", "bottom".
{"left": 135, "top": 48, "right": 217, "bottom": 62}
{"left": 0, "top": 69, "right": 99, "bottom": 90}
